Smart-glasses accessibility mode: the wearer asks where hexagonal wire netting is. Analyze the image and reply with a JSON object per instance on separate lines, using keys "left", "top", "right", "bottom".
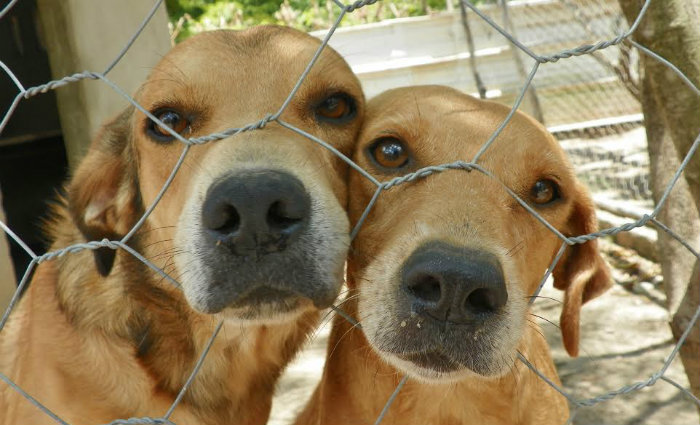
{"left": 0, "top": 0, "right": 699, "bottom": 424}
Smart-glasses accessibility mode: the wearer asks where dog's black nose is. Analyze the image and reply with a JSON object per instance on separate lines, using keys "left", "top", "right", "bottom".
{"left": 401, "top": 242, "right": 507, "bottom": 323}
{"left": 202, "top": 170, "right": 310, "bottom": 256}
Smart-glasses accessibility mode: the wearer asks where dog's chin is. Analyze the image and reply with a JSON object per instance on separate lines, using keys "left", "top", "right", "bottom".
{"left": 186, "top": 287, "right": 314, "bottom": 325}
{"left": 219, "top": 299, "right": 312, "bottom": 325}
{"left": 377, "top": 348, "right": 513, "bottom": 384}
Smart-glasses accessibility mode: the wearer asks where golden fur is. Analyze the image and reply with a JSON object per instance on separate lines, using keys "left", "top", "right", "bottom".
{"left": 1, "top": 27, "right": 364, "bottom": 425}
{"left": 297, "top": 86, "right": 611, "bottom": 425}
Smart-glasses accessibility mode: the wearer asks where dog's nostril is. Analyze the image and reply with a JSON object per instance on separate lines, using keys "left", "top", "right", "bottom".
{"left": 219, "top": 205, "right": 241, "bottom": 234}
{"left": 465, "top": 288, "right": 499, "bottom": 314}
{"left": 208, "top": 204, "right": 240, "bottom": 234}
{"left": 408, "top": 274, "right": 442, "bottom": 303}
{"left": 267, "top": 200, "right": 303, "bottom": 230}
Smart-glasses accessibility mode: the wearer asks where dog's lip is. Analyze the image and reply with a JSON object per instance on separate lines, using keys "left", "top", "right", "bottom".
{"left": 394, "top": 349, "right": 461, "bottom": 373}
{"left": 229, "top": 286, "right": 299, "bottom": 307}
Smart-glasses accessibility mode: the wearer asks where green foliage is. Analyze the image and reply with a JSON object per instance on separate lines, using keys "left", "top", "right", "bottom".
{"left": 166, "top": 0, "right": 453, "bottom": 42}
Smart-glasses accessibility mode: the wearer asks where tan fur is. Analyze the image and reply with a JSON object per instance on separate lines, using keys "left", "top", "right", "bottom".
{"left": 297, "top": 86, "right": 611, "bottom": 425}
{"left": 0, "top": 27, "right": 363, "bottom": 425}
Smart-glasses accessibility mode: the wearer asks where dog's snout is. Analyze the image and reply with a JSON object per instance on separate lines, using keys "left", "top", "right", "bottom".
{"left": 202, "top": 170, "right": 310, "bottom": 255}
{"left": 401, "top": 242, "right": 507, "bottom": 323}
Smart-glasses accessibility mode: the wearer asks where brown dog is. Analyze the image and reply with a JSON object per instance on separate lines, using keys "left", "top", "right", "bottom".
{"left": 297, "top": 85, "right": 611, "bottom": 425}
{"left": 0, "top": 27, "right": 364, "bottom": 425}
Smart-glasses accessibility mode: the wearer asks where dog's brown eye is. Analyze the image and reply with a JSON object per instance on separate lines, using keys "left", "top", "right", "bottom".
{"left": 370, "top": 137, "right": 409, "bottom": 169}
{"left": 148, "top": 109, "right": 189, "bottom": 142}
{"left": 530, "top": 179, "right": 560, "bottom": 205}
{"left": 316, "top": 94, "right": 356, "bottom": 123}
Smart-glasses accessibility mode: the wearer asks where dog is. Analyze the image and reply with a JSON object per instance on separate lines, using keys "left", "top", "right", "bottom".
{"left": 296, "top": 85, "right": 611, "bottom": 425}
{"left": 0, "top": 26, "right": 364, "bottom": 425}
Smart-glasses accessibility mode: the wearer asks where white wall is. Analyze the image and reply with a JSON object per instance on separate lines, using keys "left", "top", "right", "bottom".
{"left": 37, "top": 0, "right": 172, "bottom": 168}
{"left": 313, "top": 0, "right": 640, "bottom": 128}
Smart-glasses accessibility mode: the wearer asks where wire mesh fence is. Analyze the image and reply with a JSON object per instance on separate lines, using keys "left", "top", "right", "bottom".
{"left": 0, "top": 0, "right": 698, "bottom": 424}
{"left": 321, "top": 0, "right": 643, "bottom": 129}
{"left": 477, "top": 0, "right": 642, "bottom": 129}
{"left": 560, "top": 125, "right": 653, "bottom": 212}
{"left": 503, "top": 0, "right": 642, "bottom": 128}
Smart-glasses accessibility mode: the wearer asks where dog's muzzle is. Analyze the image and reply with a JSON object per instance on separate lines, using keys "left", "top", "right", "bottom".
{"left": 186, "top": 169, "right": 343, "bottom": 315}
{"left": 376, "top": 242, "right": 512, "bottom": 377}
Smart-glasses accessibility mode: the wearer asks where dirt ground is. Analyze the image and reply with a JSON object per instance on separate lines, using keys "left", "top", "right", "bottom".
{"left": 268, "top": 241, "right": 699, "bottom": 425}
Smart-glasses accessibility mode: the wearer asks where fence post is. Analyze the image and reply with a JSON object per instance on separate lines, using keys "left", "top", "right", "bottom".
{"left": 35, "top": 0, "right": 171, "bottom": 169}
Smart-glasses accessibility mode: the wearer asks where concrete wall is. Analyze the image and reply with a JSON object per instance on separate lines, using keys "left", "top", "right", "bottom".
{"left": 36, "top": 0, "right": 171, "bottom": 168}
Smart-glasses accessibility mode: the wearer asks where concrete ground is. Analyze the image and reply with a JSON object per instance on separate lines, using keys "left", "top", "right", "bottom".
{"left": 269, "top": 240, "right": 699, "bottom": 425}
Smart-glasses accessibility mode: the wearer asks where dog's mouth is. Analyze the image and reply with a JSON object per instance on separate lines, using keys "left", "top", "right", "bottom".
{"left": 221, "top": 287, "right": 307, "bottom": 322}
{"left": 379, "top": 338, "right": 509, "bottom": 381}
{"left": 230, "top": 286, "right": 297, "bottom": 307}
{"left": 395, "top": 349, "right": 461, "bottom": 374}
{"left": 367, "top": 311, "right": 519, "bottom": 379}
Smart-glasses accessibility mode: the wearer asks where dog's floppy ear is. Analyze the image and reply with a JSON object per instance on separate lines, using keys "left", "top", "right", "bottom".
{"left": 68, "top": 107, "right": 141, "bottom": 276}
{"left": 552, "top": 184, "right": 612, "bottom": 357}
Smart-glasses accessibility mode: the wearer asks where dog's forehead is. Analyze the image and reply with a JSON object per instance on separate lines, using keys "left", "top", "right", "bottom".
{"left": 165, "top": 28, "right": 330, "bottom": 66}
{"left": 139, "top": 28, "right": 350, "bottom": 105}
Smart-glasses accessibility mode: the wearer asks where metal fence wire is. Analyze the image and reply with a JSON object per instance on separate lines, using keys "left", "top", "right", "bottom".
{"left": 1, "top": 0, "right": 699, "bottom": 424}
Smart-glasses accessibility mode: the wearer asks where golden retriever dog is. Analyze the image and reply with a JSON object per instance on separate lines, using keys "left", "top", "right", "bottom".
{"left": 0, "top": 26, "right": 364, "bottom": 425}
{"left": 297, "top": 85, "right": 611, "bottom": 425}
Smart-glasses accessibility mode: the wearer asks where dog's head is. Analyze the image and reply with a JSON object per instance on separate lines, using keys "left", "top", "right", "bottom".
{"left": 348, "top": 86, "right": 610, "bottom": 382}
{"left": 67, "top": 27, "right": 364, "bottom": 323}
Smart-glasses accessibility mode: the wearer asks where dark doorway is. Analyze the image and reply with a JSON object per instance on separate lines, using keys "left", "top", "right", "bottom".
{"left": 0, "top": 0, "right": 67, "bottom": 283}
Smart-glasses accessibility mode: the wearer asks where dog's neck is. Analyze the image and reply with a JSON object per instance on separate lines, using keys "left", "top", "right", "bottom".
{"left": 35, "top": 210, "right": 318, "bottom": 425}
{"left": 299, "top": 286, "right": 566, "bottom": 425}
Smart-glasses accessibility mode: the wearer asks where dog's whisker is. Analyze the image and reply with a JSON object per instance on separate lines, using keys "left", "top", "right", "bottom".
{"left": 529, "top": 313, "right": 560, "bottom": 329}
{"left": 525, "top": 295, "right": 562, "bottom": 304}
{"left": 133, "top": 225, "right": 177, "bottom": 236}
{"left": 328, "top": 317, "right": 365, "bottom": 362}
{"left": 526, "top": 319, "right": 548, "bottom": 340}
{"left": 140, "top": 238, "right": 175, "bottom": 250}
